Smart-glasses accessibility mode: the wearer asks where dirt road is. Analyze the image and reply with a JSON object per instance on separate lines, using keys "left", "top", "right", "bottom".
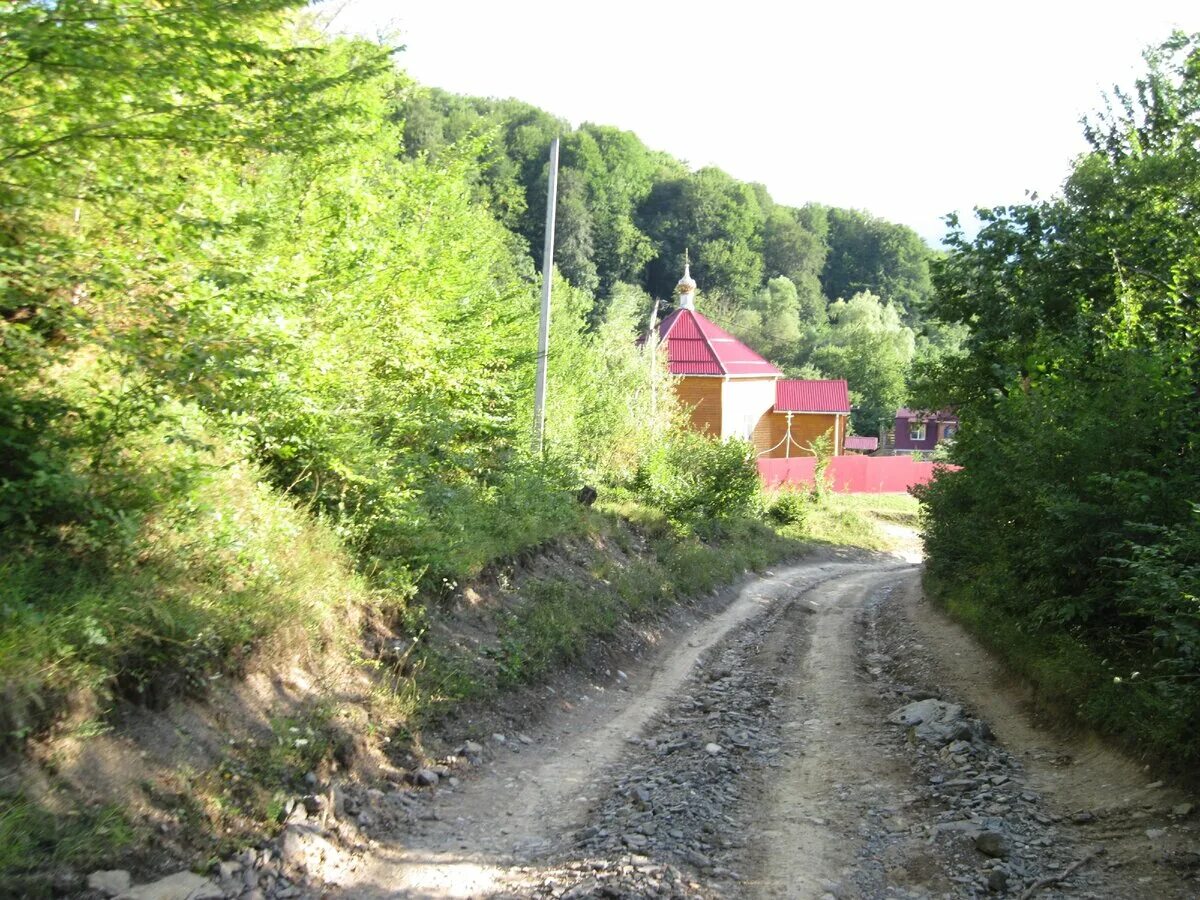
{"left": 303, "top": 545, "right": 1198, "bottom": 899}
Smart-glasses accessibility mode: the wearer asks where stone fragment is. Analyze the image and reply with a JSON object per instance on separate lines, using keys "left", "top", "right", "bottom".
{"left": 887, "top": 699, "right": 968, "bottom": 746}
{"left": 120, "top": 872, "right": 223, "bottom": 900}
{"left": 279, "top": 824, "right": 338, "bottom": 874}
{"left": 459, "top": 740, "right": 483, "bottom": 759}
{"left": 414, "top": 768, "right": 440, "bottom": 787}
{"left": 705, "top": 743, "right": 723, "bottom": 755}
{"left": 87, "top": 870, "right": 131, "bottom": 897}
{"left": 974, "top": 830, "right": 1012, "bottom": 859}
{"left": 215, "top": 860, "right": 240, "bottom": 882}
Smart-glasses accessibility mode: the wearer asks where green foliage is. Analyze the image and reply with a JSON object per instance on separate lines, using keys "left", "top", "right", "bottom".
{"left": 811, "top": 292, "right": 915, "bottom": 433}
{"left": 639, "top": 167, "right": 766, "bottom": 302}
{"left": 819, "top": 206, "right": 935, "bottom": 322}
{"left": 806, "top": 429, "right": 835, "bottom": 502}
{"left": 916, "top": 32, "right": 1200, "bottom": 766}
{"left": 631, "top": 432, "right": 762, "bottom": 532}
{"left": 0, "top": 0, "right": 737, "bottom": 754}
{"left": 0, "top": 795, "right": 132, "bottom": 889}
{"left": 0, "top": 407, "right": 381, "bottom": 745}
{"left": 397, "top": 86, "right": 939, "bottom": 375}
{"left": 540, "top": 280, "right": 677, "bottom": 485}
{"left": 767, "top": 489, "right": 811, "bottom": 526}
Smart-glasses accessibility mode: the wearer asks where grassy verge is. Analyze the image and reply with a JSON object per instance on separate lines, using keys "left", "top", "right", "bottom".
{"left": 766, "top": 489, "right": 916, "bottom": 551}
{"left": 0, "top": 441, "right": 380, "bottom": 748}
{"left": 476, "top": 502, "right": 806, "bottom": 689}
{"left": 834, "top": 492, "right": 921, "bottom": 528}
{"left": 0, "top": 799, "right": 133, "bottom": 898}
{"left": 430, "top": 492, "right": 906, "bottom": 697}
{"left": 927, "top": 573, "right": 1200, "bottom": 773}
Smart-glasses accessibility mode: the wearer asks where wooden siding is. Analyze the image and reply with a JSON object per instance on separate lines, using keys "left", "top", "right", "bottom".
{"left": 752, "top": 411, "right": 843, "bottom": 457}
{"left": 675, "top": 376, "right": 722, "bottom": 436}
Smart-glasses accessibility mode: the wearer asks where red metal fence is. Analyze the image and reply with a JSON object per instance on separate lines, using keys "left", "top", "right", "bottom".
{"left": 758, "top": 455, "right": 958, "bottom": 493}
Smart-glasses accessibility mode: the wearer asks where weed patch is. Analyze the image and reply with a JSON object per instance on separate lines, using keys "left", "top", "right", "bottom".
{"left": 0, "top": 794, "right": 133, "bottom": 894}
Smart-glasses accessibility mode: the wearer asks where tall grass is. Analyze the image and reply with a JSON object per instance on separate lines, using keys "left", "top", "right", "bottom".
{"left": 0, "top": 413, "right": 381, "bottom": 746}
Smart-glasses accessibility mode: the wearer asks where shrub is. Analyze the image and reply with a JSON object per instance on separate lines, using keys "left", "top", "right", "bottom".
{"left": 631, "top": 431, "right": 762, "bottom": 531}
{"left": 767, "top": 489, "right": 812, "bottom": 526}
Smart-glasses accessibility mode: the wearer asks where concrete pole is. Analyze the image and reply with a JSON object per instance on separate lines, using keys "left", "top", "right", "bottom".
{"left": 646, "top": 297, "right": 661, "bottom": 421}
{"left": 532, "top": 137, "right": 560, "bottom": 454}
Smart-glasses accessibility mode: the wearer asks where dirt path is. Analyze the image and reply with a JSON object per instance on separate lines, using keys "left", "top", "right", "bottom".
{"left": 290, "top": 544, "right": 1199, "bottom": 900}
{"left": 330, "top": 557, "right": 900, "bottom": 897}
{"left": 887, "top": 579, "right": 1199, "bottom": 895}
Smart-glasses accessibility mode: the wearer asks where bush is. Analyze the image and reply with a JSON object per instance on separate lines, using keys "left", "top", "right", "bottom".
{"left": 767, "top": 489, "right": 812, "bottom": 526}
{"left": 631, "top": 431, "right": 762, "bottom": 531}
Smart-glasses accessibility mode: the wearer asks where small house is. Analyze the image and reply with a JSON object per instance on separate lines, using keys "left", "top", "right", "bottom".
{"left": 891, "top": 408, "right": 958, "bottom": 454}
{"left": 653, "top": 264, "right": 849, "bottom": 457}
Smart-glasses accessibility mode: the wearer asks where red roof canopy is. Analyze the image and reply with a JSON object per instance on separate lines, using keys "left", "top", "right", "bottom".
{"left": 656, "top": 308, "right": 782, "bottom": 377}
{"left": 845, "top": 435, "right": 879, "bottom": 451}
{"left": 775, "top": 379, "right": 851, "bottom": 414}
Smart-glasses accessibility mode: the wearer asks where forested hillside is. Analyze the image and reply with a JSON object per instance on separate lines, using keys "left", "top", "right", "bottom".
{"left": 916, "top": 33, "right": 1200, "bottom": 766}
{"left": 398, "top": 88, "right": 961, "bottom": 433}
{"left": 0, "top": 1, "right": 909, "bottom": 769}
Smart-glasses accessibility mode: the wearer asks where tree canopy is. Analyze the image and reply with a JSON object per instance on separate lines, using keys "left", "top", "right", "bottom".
{"left": 915, "top": 32, "right": 1200, "bottom": 760}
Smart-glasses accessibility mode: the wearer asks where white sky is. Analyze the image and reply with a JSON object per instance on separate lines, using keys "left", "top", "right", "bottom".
{"left": 319, "top": 1, "right": 1198, "bottom": 244}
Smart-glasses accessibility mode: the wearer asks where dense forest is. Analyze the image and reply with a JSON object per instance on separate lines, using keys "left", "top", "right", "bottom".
{"left": 397, "top": 88, "right": 961, "bottom": 434}
{"left": 1, "top": 1, "right": 664, "bottom": 744}
{"left": 917, "top": 32, "right": 1200, "bottom": 764}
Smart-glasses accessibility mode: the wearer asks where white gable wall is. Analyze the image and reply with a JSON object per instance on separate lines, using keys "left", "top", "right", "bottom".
{"left": 720, "top": 377, "right": 777, "bottom": 442}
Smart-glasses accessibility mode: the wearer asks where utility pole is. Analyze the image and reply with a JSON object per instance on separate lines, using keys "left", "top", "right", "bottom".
{"left": 532, "top": 137, "right": 559, "bottom": 455}
{"left": 646, "top": 297, "right": 661, "bottom": 420}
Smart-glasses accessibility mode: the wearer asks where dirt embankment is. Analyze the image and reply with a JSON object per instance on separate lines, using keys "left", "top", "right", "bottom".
{"left": 25, "top": 523, "right": 1200, "bottom": 900}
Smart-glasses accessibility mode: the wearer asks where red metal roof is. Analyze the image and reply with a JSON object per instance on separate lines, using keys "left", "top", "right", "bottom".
{"left": 656, "top": 308, "right": 782, "bottom": 377}
{"left": 845, "top": 435, "right": 879, "bottom": 451}
{"left": 775, "top": 379, "right": 851, "bottom": 414}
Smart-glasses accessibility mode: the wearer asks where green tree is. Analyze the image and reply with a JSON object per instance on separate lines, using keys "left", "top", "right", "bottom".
{"left": 915, "top": 32, "right": 1200, "bottom": 757}
{"left": 762, "top": 205, "right": 828, "bottom": 287}
{"left": 563, "top": 125, "right": 669, "bottom": 295}
{"left": 811, "top": 292, "right": 914, "bottom": 433}
{"left": 639, "top": 167, "right": 766, "bottom": 302}
{"left": 820, "top": 207, "right": 934, "bottom": 321}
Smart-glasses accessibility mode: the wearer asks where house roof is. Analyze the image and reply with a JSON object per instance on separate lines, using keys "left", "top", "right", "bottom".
{"left": 845, "top": 435, "right": 879, "bottom": 451}
{"left": 655, "top": 308, "right": 782, "bottom": 377}
{"left": 775, "top": 379, "right": 851, "bottom": 414}
{"left": 896, "top": 407, "right": 958, "bottom": 422}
